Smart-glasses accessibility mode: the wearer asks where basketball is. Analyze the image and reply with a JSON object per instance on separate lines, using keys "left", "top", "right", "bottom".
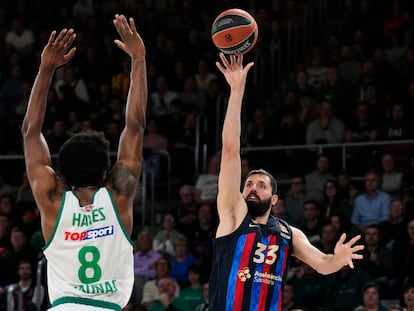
{"left": 211, "top": 8, "right": 258, "bottom": 55}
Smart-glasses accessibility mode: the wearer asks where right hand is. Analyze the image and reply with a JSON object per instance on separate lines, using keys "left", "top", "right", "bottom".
{"left": 41, "top": 29, "right": 76, "bottom": 70}
{"left": 113, "top": 14, "right": 145, "bottom": 59}
{"left": 216, "top": 53, "right": 254, "bottom": 90}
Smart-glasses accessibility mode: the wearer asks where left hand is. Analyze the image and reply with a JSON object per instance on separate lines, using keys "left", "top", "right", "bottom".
{"left": 334, "top": 233, "right": 364, "bottom": 269}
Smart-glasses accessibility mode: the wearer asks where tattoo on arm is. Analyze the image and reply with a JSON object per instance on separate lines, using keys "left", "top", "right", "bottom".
{"left": 106, "top": 164, "right": 138, "bottom": 196}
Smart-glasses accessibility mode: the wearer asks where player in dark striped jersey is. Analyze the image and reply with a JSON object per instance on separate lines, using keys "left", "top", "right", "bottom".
{"left": 209, "top": 53, "right": 365, "bottom": 311}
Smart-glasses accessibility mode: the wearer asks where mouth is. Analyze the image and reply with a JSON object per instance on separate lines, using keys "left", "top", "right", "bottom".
{"left": 247, "top": 194, "right": 259, "bottom": 202}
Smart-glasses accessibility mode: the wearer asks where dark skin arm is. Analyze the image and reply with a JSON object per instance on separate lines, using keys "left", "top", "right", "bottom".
{"left": 105, "top": 14, "right": 147, "bottom": 235}
{"left": 22, "top": 29, "right": 76, "bottom": 241}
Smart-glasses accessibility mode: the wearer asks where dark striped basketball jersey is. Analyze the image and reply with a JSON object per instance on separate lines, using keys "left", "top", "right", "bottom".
{"left": 209, "top": 214, "right": 293, "bottom": 311}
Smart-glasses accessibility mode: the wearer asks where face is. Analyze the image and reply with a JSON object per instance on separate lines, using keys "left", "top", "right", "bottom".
{"left": 321, "top": 224, "right": 337, "bottom": 242}
{"left": 162, "top": 214, "right": 175, "bottom": 231}
{"left": 11, "top": 230, "right": 26, "bottom": 250}
{"left": 202, "top": 283, "right": 209, "bottom": 299}
{"left": 174, "top": 241, "right": 187, "bottom": 256}
{"left": 158, "top": 277, "right": 175, "bottom": 295}
{"left": 330, "top": 216, "right": 340, "bottom": 231}
{"left": 363, "top": 287, "right": 379, "bottom": 307}
{"left": 390, "top": 200, "right": 403, "bottom": 219}
{"left": 179, "top": 186, "right": 194, "bottom": 204}
{"left": 290, "top": 178, "right": 304, "bottom": 193}
{"left": 18, "top": 262, "right": 32, "bottom": 280}
{"left": 324, "top": 181, "right": 337, "bottom": 197}
{"left": 156, "top": 259, "right": 170, "bottom": 276}
{"left": 137, "top": 232, "right": 152, "bottom": 252}
{"left": 316, "top": 156, "right": 330, "bottom": 173}
{"left": 404, "top": 287, "right": 414, "bottom": 307}
{"left": 364, "top": 173, "right": 379, "bottom": 192}
{"left": 243, "top": 174, "right": 277, "bottom": 218}
{"left": 364, "top": 228, "right": 380, "bottom": 245}
{"left": 381, "top": 154, "right": 394, "bottom": 172}
{"left": 303, "top": 203, "right": 318, "bottom": 220}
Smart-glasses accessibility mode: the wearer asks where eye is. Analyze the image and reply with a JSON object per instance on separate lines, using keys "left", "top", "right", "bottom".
{"left": 260, "top": 184, "right": 265, "bottom": 189}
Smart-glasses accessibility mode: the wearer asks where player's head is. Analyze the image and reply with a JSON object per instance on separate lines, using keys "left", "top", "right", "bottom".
{"left": 242, "top": 169, "right": 278, "bottom": 218}
{"left": 57, "top": 131, "right": 110, "bottom": 188}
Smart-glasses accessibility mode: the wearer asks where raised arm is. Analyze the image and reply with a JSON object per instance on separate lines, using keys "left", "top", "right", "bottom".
{"left": 106, "top": 14, "right": 147, "bottom": 197}
{"left": 292, "top": 228, "right": 364, "bottom": 274}
{"left": 22, "top": 29, "right": 76, "bottom": 206}
{"left": 215, "top": 54, "right": 254, "bottom": 237}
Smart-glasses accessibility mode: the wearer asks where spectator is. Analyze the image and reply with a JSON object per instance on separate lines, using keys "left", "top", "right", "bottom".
{"left": 400, "top": 282, "right": 414, "bottom": 311}
{"left": 321, "top": 179, "right": 352, "bottom": 220}
{"left": 304, "top": 153, "right": 335, "bottom": 204}
{"left": 4, "top": 259, "right": 45, "bottom": 311}
{"left": 358, "top": 225, "right": 394, "bottom": 295}
{"left": 0, "top": 227, "right": 37, "bottom": 286}
{"left": 281, "top": 283, "right": 303, "bottom": 311}
{"left": 313, "top": 223, "right": 339, "bottom": 254}
{"left": 5, "top": 19, "right": 35, "bottom": 56}
{"left": 170, "top": 236, "right": 197, "bottom": 287}
{"left": 271, "top": 197, "right": 289, "bottom": 221}
{"left": 142, "top": 258, "right": 180, "bottom": 310}
{"left": 306, "top": 99, "right": 345, "bottom": 145}
{"left": 394, "top": 218, "right": 414, "bottom": 282}
{"left": 195, "top": 282, "right": 209, "bottom": 311}
{"left": 149, "top": 75, "right": 179, "bottom": 119}
{"left": 306, "top": 52, "right": 327, "bottom": 90}
{"left": 337, "top": 172, "right": 360, "bottom": 205}
{"left": 147, "top": 276, "right": 179, "bottom": 311}
{"left": 290, "top": 261, "right": 328, "bottom": 311}
{"left": 133, "top": 229, "right": 161, "bottom": 304}
{"left": 194, "top": 60, "right": 217, "bottom": 92}
{"left": 323, "top": 266, "right": 372, "bottom": 311}
{"left": 179, "top": 76, "right": 206, "bottom": 114}
{"left": 54, "top": 65, "right": 90, "bottom": 106}
{"left": 285, "top": 175, "right": 307, "bottom": 226}
{"left": 174, "top": 265, "right": 203, "bottom": 311}
{"left": 153, "top": 213, "right": 181, "bottom": 257}
{"left": 194, "top": 154, "right": 220, "bottom": 204}
{"left": 380, "top": 153, "right": 403, "bottom": 198}
{"left": 354, "top": 282, "right": 388, "bottom": 311}
{"left": 351, "top": 171, "right": 392, "bottom": 231}
{"left": 378, "top": 199, "right": 406, "bottom": 250}
{"left": 299, "top": 200, "right": 323, "bottom": 244}
{"left": 172, "top": 185, "right": 198, "bottom": 230}
{"left": 379, "top": 102, "right": 413, "bottom": 140}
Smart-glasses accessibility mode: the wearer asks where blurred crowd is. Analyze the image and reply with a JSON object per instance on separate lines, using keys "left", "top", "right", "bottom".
{"left": 1, "top": 0, "right": 414, "bottom": 310}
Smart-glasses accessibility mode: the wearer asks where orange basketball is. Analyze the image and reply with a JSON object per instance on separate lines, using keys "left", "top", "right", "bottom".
{"left": 211, "top": 8, "right": 258, "bottom": 55}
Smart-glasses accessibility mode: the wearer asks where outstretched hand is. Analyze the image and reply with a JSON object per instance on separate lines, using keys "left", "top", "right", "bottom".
{"left": 113, "top": 14, "right": 145, "bottom": 59}
{"left": 215, "top": 53, "right": 254, "bottom": 90}
{"left": 334, "top": 233, "right": 364, "bottom": 269}
{"left": 41, "top": 29, "right": 76, "bottom": 70}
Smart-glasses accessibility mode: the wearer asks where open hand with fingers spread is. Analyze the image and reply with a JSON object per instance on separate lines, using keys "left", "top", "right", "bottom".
{"left": 113, "top": 14, "right": 145, "bottom": 59}
{"left": 215, "top": 53, "right": 254, "bottom": 90}
{"left": 40, "top": 29, "right": 76, "bottom": 70}
{"left": 334, "top": 233, "right": 364, "bottom": 269}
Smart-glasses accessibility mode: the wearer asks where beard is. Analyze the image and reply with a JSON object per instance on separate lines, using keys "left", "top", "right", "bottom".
{"left": 246, "top": 196, "right": 272, "bottom": 218}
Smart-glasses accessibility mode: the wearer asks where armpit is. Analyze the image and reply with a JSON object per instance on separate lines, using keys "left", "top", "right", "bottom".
{"left": 106, "top": 163, "right": 138, "bottom": 196}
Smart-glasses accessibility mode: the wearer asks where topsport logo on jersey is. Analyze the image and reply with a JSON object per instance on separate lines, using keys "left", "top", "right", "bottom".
{"left": 64, "top": 225, "right": 114, "bottom": 241}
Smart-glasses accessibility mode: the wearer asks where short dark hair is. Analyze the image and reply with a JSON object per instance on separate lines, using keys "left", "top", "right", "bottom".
{"left": 244, "top": 169, "right": 278, "bottom": 195}
{"left": 57, "top": 131, "right": 110, "bottom": 188}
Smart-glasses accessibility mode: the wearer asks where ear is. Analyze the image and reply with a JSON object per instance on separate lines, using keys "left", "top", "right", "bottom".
{"left": 271, "top": 194, "right": 279, "bottom": 206}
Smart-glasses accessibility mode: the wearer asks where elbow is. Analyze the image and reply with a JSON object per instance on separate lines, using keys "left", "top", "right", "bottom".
{"left": 21, "top": 118, "right": 30, "bottom": 137}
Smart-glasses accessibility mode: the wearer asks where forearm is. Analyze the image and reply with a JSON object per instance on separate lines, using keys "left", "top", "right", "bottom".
{"left": 315, "top": 253, "right": 344, "bottom": 275}
{"left": 222, "top": 87, "right": 245, "bottom": 148}
{"left": 125, "top": 58, "right": 147, "bottom": 131}
{"left": 21, "top": 67, "right": 54, "bottom": 136}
